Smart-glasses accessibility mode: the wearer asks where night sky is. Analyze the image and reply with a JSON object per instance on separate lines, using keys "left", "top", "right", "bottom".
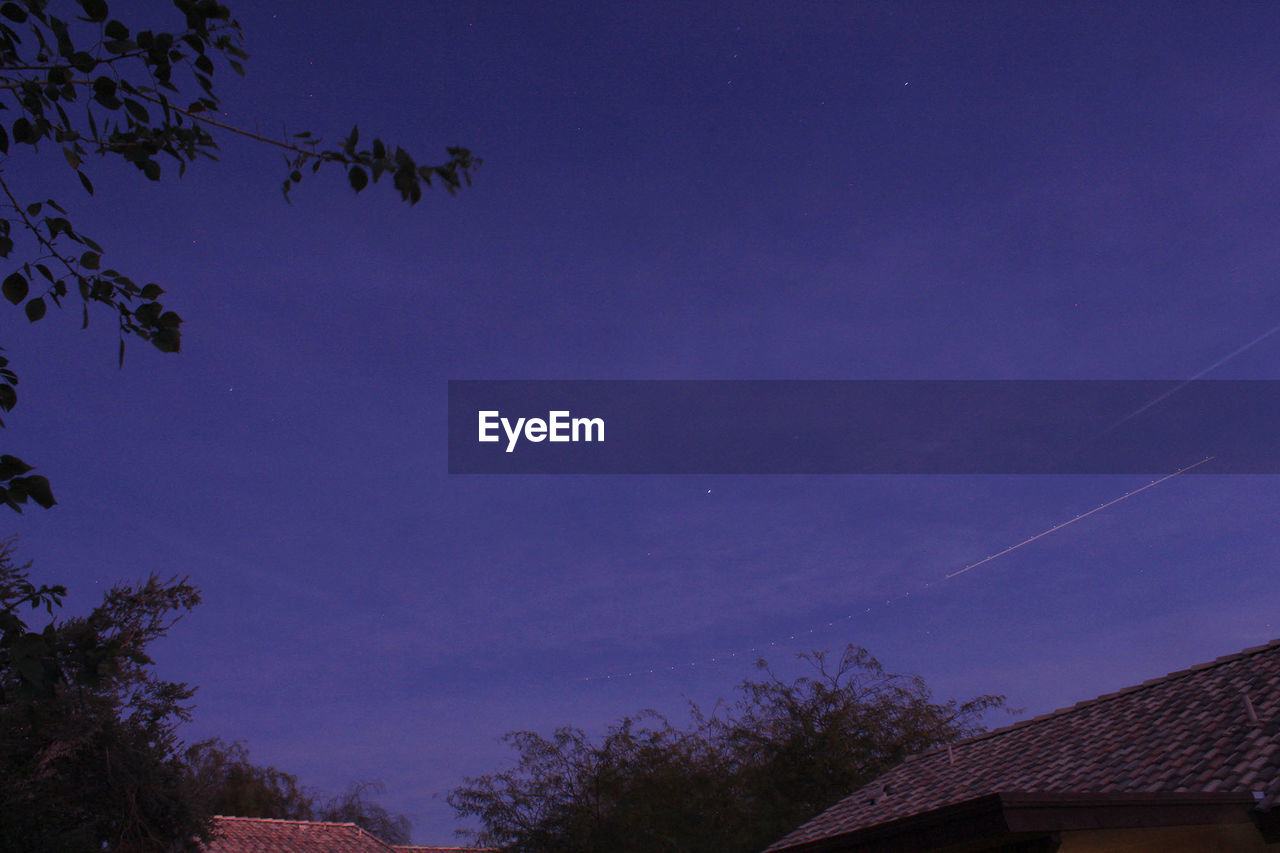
{"left": 8, "top": 1, "right": 1280, "bottom": 843}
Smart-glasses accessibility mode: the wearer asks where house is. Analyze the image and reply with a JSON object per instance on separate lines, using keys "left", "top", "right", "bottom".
{"left": 766, "top": 638, "right": 1280, "bottom": 852}
{"left": 201, "top": 816, "right": 496, "bottom": 853}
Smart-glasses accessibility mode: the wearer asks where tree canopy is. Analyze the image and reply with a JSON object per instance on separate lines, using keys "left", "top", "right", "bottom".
{"left": 0, "top": 540, "right": 412, "bottom": 850}
{"left": 0, "top": 537, "right": 207, "bottom": 850}
{"left": 184, "top": 738, "right": 315, "bottom": 823}
{"left": 449, "top": 646, "right": 1005, "bottom": 853}
{"left": 186, "top": 739, "right": 413, "bottom": 845}
{"left": 0, "top": 0, "right": 477, "bottom": 510}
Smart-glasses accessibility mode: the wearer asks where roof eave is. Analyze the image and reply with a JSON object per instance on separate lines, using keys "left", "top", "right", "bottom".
{"left": 769, "top": 791, "right": 1265, "bottom": 853}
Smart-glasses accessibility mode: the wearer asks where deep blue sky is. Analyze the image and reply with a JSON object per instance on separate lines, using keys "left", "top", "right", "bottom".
{"left": 7, "top": 1, "right": 1280, "bottom": 843}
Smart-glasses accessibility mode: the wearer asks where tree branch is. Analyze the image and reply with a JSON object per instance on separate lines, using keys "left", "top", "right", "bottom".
{"left": 0, "top": 174, "right": 82, "bottom": 285}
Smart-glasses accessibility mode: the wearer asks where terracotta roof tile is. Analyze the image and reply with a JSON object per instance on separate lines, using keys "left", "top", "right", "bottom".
{"left": 768, "top": 638, "right": 1280, "bottom": 851}
{"left": 203, "top": 817, "right": 394, "bottom": 853}
{"left": 202, "top": 817, "right": 495, "bottom": 853}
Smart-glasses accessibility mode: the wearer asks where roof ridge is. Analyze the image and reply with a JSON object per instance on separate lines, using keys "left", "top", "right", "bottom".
{"left": 212, "top": 815, "right": 361, "bottom": 828}
{"left": 908, "top": 637, "right": 1280, "bottom": 762}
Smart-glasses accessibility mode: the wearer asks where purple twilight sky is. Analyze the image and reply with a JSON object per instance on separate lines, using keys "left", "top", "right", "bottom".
{"left": 7, "top": 1, "right": 1280, "bottom": 843}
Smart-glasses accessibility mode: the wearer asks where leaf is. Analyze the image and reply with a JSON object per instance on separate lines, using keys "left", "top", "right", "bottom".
{"left": 92, "top": 76, "right": 116, "bottom": 98}
{"left": 78, "top": 170, "right": 94, "bottom": 195}
{"left": 3, "top": 272, "right": 26, "bottom": 305}
{"left": 104, "top": 18, "right": 127, "bottom": 39}
{"left": 23, "top": 475, "right": 55, "bottom": 509}
{"left": 142, "top": 159, "right": 161, "bottom": 180}
{"left": 151, "top": 326, "right": 180, "bottom": 353}
{"left": 0, "top": 125, "right": 7, "bottom": 154}
{"left": 80, "top": 251, "right": 100, "bottom": 270}
{"left": 11, "top": 117, "right": 30, "bottom": 143}
{"left": 0, "top": 455, "right": 33, "bottom": 478}
{"left": 134, "top": 302, "right": 161, "bottom": 326}
{"left": 25, "top": 297, "right": 45, "bottom": 322}
{"left": 140, "top": 284, "right": 163, "bottom": 299}
{"left": 0, "top": 2, "right": 27, "bottom": 22}
{"left": 77, "top": 0, "right": 109, "bottom": 22}
{"left": 124, "top": 99, "right": 148, "bottom": 123}
{"left": 348, "top": 166, "right": 368, "bottom": 192}
{"left": 70, "top": 51, "right": 96, "bottom": 73}
{"left": 92, "top": 76, "right": 121, "bottom": 110}
{"left": 0, "top": 386, "right": 16, "bottom": 412}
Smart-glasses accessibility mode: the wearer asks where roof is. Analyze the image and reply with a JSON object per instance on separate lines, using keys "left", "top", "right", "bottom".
{"left": 203, "top": 817, "right": 394, "bottom": 853}
{"left": 768, "top": 638, "right": 1280, "bottom": 851}
{"left": 202, "top": 817, "right": 496, "bottom": 853}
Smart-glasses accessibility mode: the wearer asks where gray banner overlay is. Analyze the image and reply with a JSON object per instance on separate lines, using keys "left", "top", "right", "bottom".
{"left": 447, "top": 380, "right": 1280, "bottom": 474}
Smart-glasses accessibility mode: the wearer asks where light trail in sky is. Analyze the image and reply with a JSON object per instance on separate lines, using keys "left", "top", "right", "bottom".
{"left": 588, "top": 457, "right": 1213, "bottom": 681}
{"left": 1110, "top": 321, "right": 1280, "bottom": 430}
{"left": 590, "top": 316, "right": 1277, "bottom": 682}
{"left": 942, "top": 456, "right": 1213, "bottom": 579}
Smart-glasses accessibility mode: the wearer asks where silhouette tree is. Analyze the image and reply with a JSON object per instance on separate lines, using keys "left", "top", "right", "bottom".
{"left": 0, "top": 0, "right": 477, "bottom": 509}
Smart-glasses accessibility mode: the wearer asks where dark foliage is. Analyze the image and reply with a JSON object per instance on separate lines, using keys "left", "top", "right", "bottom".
{"left": 185, "top": 738, "right": 412, "bottom": 845}
{"left": 450, "top": 646, "right": 1005, "bottom": 853}
{"left": 315, "top": 781, "right": 412, "bottom": 846}
{"left": 0, "top": 0, "right": 477, "bottom": 509}
{"left": 0, "top": 539, "right": 412, "bottom": 850}
{"left": 0, "top": 537, "right": 207, "bottom": 852}
{"left": 185, "top": 738, "right": 314, "bottom": 821}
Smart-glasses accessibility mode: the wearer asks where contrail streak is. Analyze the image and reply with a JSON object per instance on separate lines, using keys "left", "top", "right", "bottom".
{"left": 590, "top": 455, "right": 1217, "bottom": 681}
{"left": 1110, "top": 321, "right": 1280, "bottom": 430}
{"left": 944, "top": 456, "right": 1213, "bottom": 579}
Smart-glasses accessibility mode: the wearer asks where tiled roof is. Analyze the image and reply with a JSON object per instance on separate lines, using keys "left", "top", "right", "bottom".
{"left": 768, "top": 638, "right": 1280, "bottom": 851}
{"left": 203, "top": 817, "right": 395, "bottom": 853}
{"left": 202, "top": 817, "right": 495, "bottom": 853}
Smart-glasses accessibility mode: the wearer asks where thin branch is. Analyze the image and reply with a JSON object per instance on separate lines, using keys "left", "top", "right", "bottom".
{"left": 0, "top": 75, "right": 334, "bottom": 160}
{"left": 128, "top": 89, "right": 321, "bottom": 157}
{"left": 0, "top": 173, "right": 81, "bottom": 284}
{"left": 0, "top": 49, "right": 152, "bottom": 72}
